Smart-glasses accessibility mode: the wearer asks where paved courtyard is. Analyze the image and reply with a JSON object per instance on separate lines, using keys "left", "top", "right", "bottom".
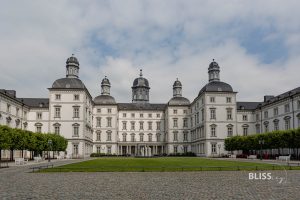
{"left": 0, "top": 160, "right": 300, "bottom": 200}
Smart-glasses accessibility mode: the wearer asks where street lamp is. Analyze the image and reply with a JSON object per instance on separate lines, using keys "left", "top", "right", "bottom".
{"left": 48, "top": 139, "right": 52, "bottom": 162}
{"left": 259, "top": 139, "right": 264, "bottom": 160}
{"left": 218, "top": 144, "right": 221, "bottom": 157}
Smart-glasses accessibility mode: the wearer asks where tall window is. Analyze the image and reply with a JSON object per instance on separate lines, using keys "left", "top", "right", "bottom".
{"left": 107, "top": 132, "right": 111, "bottom": 141}
{"left": 298, "top": 101, "right": 300, "bottom": 109}
{"left": 285, "top": 118, "right": 290, "bottom": 130}
{"left": 131, "top": 113, "right": 135, "bottom": 118}
{"left": 156, "top": 113, "right": 160, "bottom": 118}
{"left": 210, "top": 97, "right": 215, "bottom": 103}
{"left": 148, "top": 121, "right": 152, "bottom": 130}
{"left": 74, "top": 94, "right": 79, "bottom": 101}
{"left": 156, "top": 134, "right": 160, "bottom": 142}
{"left": 201, "top": 109, "right": 204, "bottom": 121}
{"left": 123, "top": 113, "right": 127, "bottom": 117}
{"left": 274, "top": 120, "right": 279, "bottom": 131}
{"left": 285, "top": 104, "right": 290, "bottom": 113}
{"left": 173, "top": 132, "right": 178, "bottom": 141}
{"left": 107, "top": 117, "right": 112, "bottom": 127}
{"left": 55, "top": 94, "right": 61, "bottom": 100}
{"left": 256, "top": 113, "right": 260, "bottom": 121}
{"left": 54, "top": 126, "right": 60, "bottom": 134}
{"left": 96, "top": 146, "right": 101, "bottom": 153}
{"left": 210, "top": 125, "right": 216, "bottom": 137}
{"left": 73, "top": 126, "right": 79, "bottom": 137}
{"left": 183, "top": 118, "right": 188, "bottom": 127}
{"left": 96, "top": 117, "right": 101, "bottom": 127}
{"left": 211, "top": 144, "right": 216, "bottom": 154}
{"left": 184, "top": 146, "right": 188, "bottom": 153}
{"left": 108, "top": 108, "right": 112, "bottom": 113}
{"left": 148, "top": 134, "right": 152, "bottom": 142}
{"left": 183, "top": 132, "right": 188, "bottom": 141}
{"left": 6, "top": 104, "right": 11, "bottom": 113}
{"left": 107, "top": 147, "right": 111, "bottom": 154}
{"left": 156, "top": 121, "right": 161, "bottom": 130}
{"left": 274, "top": 107, "right": 278, "bottom": 116}
{"left": 36, "top": 126, "right": 42, "bottom": 133}
{"left": 140, "top": 113, "right": 143, "bottom": 118}
{"left": 139, "top": 121, "right": 144, "bottom": 130}
{"left": 264, "top": 123, "right": 269, "bottom": 132}
{"left": 122, "top": 121, "right": 127, "bottom": 130}
{"left": 55, "top": 107, "right": 61, "bottom": 118}
{"left": 227, "top": 109, "right": 232, "bottom": 120}
{"left": 226, "top": 97, "right": 231, "bottom": 103}
{"left": 122, "top": 133, "right": 127, "bottom": 142}
{"left": 73, "top": 107, "right": 79, "bottom": 118}
{"left": 227, "top": 126, "right": 233, "bottom": 137}
{"left": 16, "top": 108, "right": 19, "bottom": 117}
{"left": 131, "top": 134, "right": 135, "bottom": 142}
{"left": 210, "top": 109, "right": 216, "bottom": 120}
{"left": 131, "top": 121, "right": 135, "bottom": 130}
{"left": 37, "top": 112, "right": 42, "bottom": 120}
{"left": 148, "top": 113, "right": 152, "bottom": 118}
{"left": 264, "top": 111, "right": 268, "bottom": 119}
{"left": 173, "top": 109, "right": 177, "bottom": 114}
{"left": 243, "top": 127, "right": 248, "bottom": 136}
{"left": 243, "top": 115, "right": 247, "bottom": 121}
{"left": 96, "top": 131, "right": 101, "bottom": 141}
{"left": 73, "top": 144, "right": 78, "bottom": 155}
{"left": 173, "top": 118, "right": 178, "bottom": 128}
{"left": 140, "top": 134, "right": 144, "bottom": 142}
{"left": 256, "top": 124, "right": 261, "bottom": 133}
{"left": 174, "top": 146, "right": 178, "bottom": 153}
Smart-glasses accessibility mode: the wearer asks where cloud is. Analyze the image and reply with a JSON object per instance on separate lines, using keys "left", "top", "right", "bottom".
{"left": 0, "top": 0, "right": 299, "bottom": 103}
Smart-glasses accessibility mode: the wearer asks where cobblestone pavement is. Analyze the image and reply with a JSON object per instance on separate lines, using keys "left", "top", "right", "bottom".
{"left": 0, "top": 163, "right": 300, "bottom": 200}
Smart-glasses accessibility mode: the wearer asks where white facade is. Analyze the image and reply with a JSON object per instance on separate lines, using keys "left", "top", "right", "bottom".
{"left": 1, "top": 57, "right": 300, "bottom": 158}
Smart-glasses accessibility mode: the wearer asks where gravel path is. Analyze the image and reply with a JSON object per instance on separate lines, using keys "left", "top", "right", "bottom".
{"left": 0, "top": 161, "right": 299, "bottom": 200}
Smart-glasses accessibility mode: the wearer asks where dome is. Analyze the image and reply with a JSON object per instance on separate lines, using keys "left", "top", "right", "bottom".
{"left": 52, "top": 78, "right": 85, "bottom": 89}
{"left": 101, "top": 76, "right": 110, "bottom": 85}
{"left": 66, "top": 55, "right": 79, "bottom": 65}
{"left": 173, "top": 79, "right": 182, "bottom": 87}
{"left": 198, "top": 81, "right": 233, "bottom": 96}
{"left": 209, "top": 60, "right": 220, "bottom": 69}
{"left": 132, "top": 77, "right": 149, "bottom": 88}
{"left": 168, "top": 97, "right": 190, "bottom": 106}
{"left": 94, "top": 95, "right": 116, "bottom": 105}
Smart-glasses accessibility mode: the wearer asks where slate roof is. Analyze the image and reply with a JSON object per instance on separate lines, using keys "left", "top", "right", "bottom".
{"left": 168, "top": 97, "right": 190, "bottom": 106}
{"left": 260, "top": 87, "right": 300, "bottom": 107}
{"left": 237, "top": 102, "right": 262, "bottom": 110}
{"left": 52, "top": 78, "right": 85, "bottom": 89}
{"left": 94, "top": 95, "right": 116, "bottom": 105}
{"left": 17, "top": 98, "right": 49, "bottom": 108}
{"left": 198, "top": 81, "right": 233, "bottom": 96}
{"left": 118, "top": 103, "right": 166, "bottom": 111}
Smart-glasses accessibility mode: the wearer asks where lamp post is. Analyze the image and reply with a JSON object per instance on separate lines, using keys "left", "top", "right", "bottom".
{"left": 259, "top": 139, "right": 264, "bottom": 160}
{"left": 218, "top": 144, "right": 221, "bottom": 157}
{"left": 48, "top": 139, "right": 52, "bottom": 162}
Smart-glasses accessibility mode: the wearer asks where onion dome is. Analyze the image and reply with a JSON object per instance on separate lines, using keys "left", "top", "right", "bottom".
{"left": 132, "top": 69, "right": 150, "bottom": 89}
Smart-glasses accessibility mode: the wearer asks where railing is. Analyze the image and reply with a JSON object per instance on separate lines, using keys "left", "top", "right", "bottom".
{"left": 30, "top": 164, "right": 54, "bottom": 172}
{"left": 0, "top": 161, "right": 9, "bottom": 168}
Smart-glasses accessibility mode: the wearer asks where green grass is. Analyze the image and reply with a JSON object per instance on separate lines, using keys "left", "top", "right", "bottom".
{"left": 40, "top": 157, "right": 300, "bottom": 172}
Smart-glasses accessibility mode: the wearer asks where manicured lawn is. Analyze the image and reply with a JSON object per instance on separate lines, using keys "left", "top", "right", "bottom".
{"left": 40, "top": 157, "right": 300, "bottom": 172}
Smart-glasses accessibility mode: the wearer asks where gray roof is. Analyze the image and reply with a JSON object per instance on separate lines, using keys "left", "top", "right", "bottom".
{"left": 17, "top": 98, "right": 49, "bottom": 108}
{"left": 198, "top": 81, "right": 233, "bottom": 96}
{"left": 52, "top": 78, "right": 85, "bottom": 89}
{"left": 168, "top": 97, "right": 190, "bottom": 106}
{"left": 173, "top": 80, "right": 182, "bottom": 87}
{"left": 132, "top": 77, "right": 150, "bottom": 88}
{"left": 94, "top": 95, "right": 116, "bottom": 105}
{"left": 209, "top": 61, "right": 220, "bottom": 69}
{"left": 260, "top": 87, "right": 300, "bottom": 107}
{"left": 118, "top": 103, "right": 166, "bottom": 111}
{"left": 66, "top": 56, "right": 79, "bottom": 65}
{"left": 237, "top": 102, "right": 261, "bottom": 110}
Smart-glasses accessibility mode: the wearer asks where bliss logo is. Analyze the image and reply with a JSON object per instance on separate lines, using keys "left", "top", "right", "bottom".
{"left": 249, "top": 173, "right": 272, "bottom": 180}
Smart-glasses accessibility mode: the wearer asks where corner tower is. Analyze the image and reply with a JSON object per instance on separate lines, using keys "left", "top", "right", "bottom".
{"left": 208, "top": 59, "right": 220, "bottom": 82}
{"left": 132, "top": 69, "right": 150, "bottom": 103}
{"left": 66, "top": 54, "right": 80, "bottom": 78}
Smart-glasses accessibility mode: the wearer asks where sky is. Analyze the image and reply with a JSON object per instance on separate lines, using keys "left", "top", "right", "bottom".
{"left": 0, "top": 0, "right": 300, "bottom": 103}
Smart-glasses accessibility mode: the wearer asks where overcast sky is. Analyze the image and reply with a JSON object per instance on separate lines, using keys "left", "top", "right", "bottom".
{"left": 1, "top": 0, "right": 300, "bottom": 103}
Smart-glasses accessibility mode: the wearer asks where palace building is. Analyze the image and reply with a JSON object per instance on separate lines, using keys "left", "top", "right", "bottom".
{"left": 1, "top": 55, "right": 300, "bottom": 158}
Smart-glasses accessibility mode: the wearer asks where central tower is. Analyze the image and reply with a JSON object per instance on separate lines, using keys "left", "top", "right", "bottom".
{"left": 132, "top": 69, "right": 150, "bottom": 103}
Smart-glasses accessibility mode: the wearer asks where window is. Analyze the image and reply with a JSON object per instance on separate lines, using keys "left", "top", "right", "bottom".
{"left": 107, "top": 117, "right": 112, "bottom": 127}
{"left": 148, "top": 134, "right": 152, "bottom": 142}
{"left": 54, "top": 107, "right": 61, "bottom": 118}
{"left": 196, "top": 112, "right": 199, "bottom": 124}
{"left": 131, "top": 113, "right": 135, "bottom": 118}
{"left": 156, "top": 134, "right": 160, "bottom": 142}
{"left": 183, "top": 146, "right": 188, "bottom": 153}
{"left": 97, "top": 108, "right": 101, "bottom": 113}
{"left": 122, "top": 133, "right": 127, "bottom": 142}
{"left": 123, "top": 113, "right": 127, "bottom": 117}
{"left": 16, "top": 108, "right": 19, "bottom": 117}
{"left": 274, "top": 120, "right": 279, "bottom": 131}
{"left": 107, "top": 147, "right": 111, "bottom": 154}
{"left": 201, "top": 109, "right": 204, "bottom": 121}
{"left": 37, "top": 112, "right": 42, "bottom": 120}
{"left": 183, "top": 110, "right": 187, "bottom": 114}
{"left": 243, "top": 127, "right": 248, "bottom": 136}
{"left": 173, "top": 118, "right": 178, "bottom": 128}
{"left": 183, "top": 118, "right": 188, "bottom": 127}
{"left": 36, "top": 126, "right": 42, "bottom": 133}
{"left": 73, "top": 126, "right": 79, "bottom": 137}
{"left": 107, "top": 132, "right": 111, "bottom": 141}
{"left": 183, "top": 132, "right": 188, "bottom": 141}
{"left": 139, "top": 121, "right": 144, "bottom": 130}
{"left": 6, "top": 104, "right": 10, "bottom": 113}
{"left": 285, "top": 104, "right": 290, "bottom": 113}
{"left": 173, "top": 109, "right": 177, "bottom": 114}
{"left": 148, "top": 122, "right": 152, "bottom": 130}
{"left": 210, "top": 125, "right": 216, "bottom": 137}
{"left": 24, "top": 111, "right": 27, "bottom": 120}
{"left": 174, "top": 146, "right": 178, "bottom": 153}
{"left": 96, "top": 131, "right": 101, "bottom": 141}
{"left": 256, "top": 113, "right": 260, "bottom": 121}
{"left": 131, "top": 121, "right": 135, "bottom": 130}
{"left": 108, "top": 108, "right": 112, "bottom": 113}
{"left": 54, "top": 126, "right": 60, "bottom": 135}
{"left": 264, "top": 111, "right": 268, "bottom": 119}
{"left": 96, "top": 146, "right": 101, "bottom": 153}
{"left": 264, "top": 123, "right": 269, "bottom": 133}
{"left": 285, "top": 118, "right": 290, "bottom": 130}
{"left": 73, "top": 144, "right": 79, "bottom": 156}
{"left": 226, "top": 97, "right": 231, "bottom": 103}
{"left": 156, "top": 121, "right": 161, "bottom": 130}
{"left": 55, "top": 94, "right": 61, "bottom": 100}
{"left": 131, "top": 134, "right": 135, "bottom": 142}
{"left": 74, "top": 94, "right": 79, "bottom": 100}
{"left": 96, "top": 117, "right": 101, "bottom": 127}
{"left": 227, "top": 109, "right": 232, "bottom": 120}
{"left": 210, "top": 97, "right": 215, "bottom": 103}
{"left": 173, "top": 132, "right": 178, "bottom": 141}
{"left": 256, "top": 124, "right": 261, "bottom": 133}
{"left": 148, "top": 113, "right": 152, "bottom": 118}
{"left": 140, "top": 134, "right": 144, "bottom": 142}
{"left": 156, "top": 113, "right": 160, "bottom": 118}
{"left": 122, "top": 121, "right": 127, "bottom": 130}
{"left": 211, "top": 143, "right": 216, "bottom": 154}
{"left": 242, "top": 115, "right": 248, "bottom": 121}
{"left": 227, "top": 126, "right": 233, "bottom": 137}
{"left": 210, "top": 109, "right": 216, "bottom": 119}
{"left": 274, "top": 107, "right": 278, "bottom": 116}
{"left": 298, "top": 115, "right": 300, "bottom": 128}
{"left": 140, "top": 113, "right": 143, "bottom": 118}
{"left": 298, "top": 101, "right": 300, "bottom": 109}
{"left": 73, "top": 107, "right": 79, "bottom": 118}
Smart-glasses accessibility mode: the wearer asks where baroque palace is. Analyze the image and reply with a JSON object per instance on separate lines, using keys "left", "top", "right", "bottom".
{"left": 1, "top": 55, "right": 300, "bottom": 158}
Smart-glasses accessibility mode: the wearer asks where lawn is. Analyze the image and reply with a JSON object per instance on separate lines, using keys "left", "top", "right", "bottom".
{"left": 40, "top": 157, "right": 300, "bottom": 172}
